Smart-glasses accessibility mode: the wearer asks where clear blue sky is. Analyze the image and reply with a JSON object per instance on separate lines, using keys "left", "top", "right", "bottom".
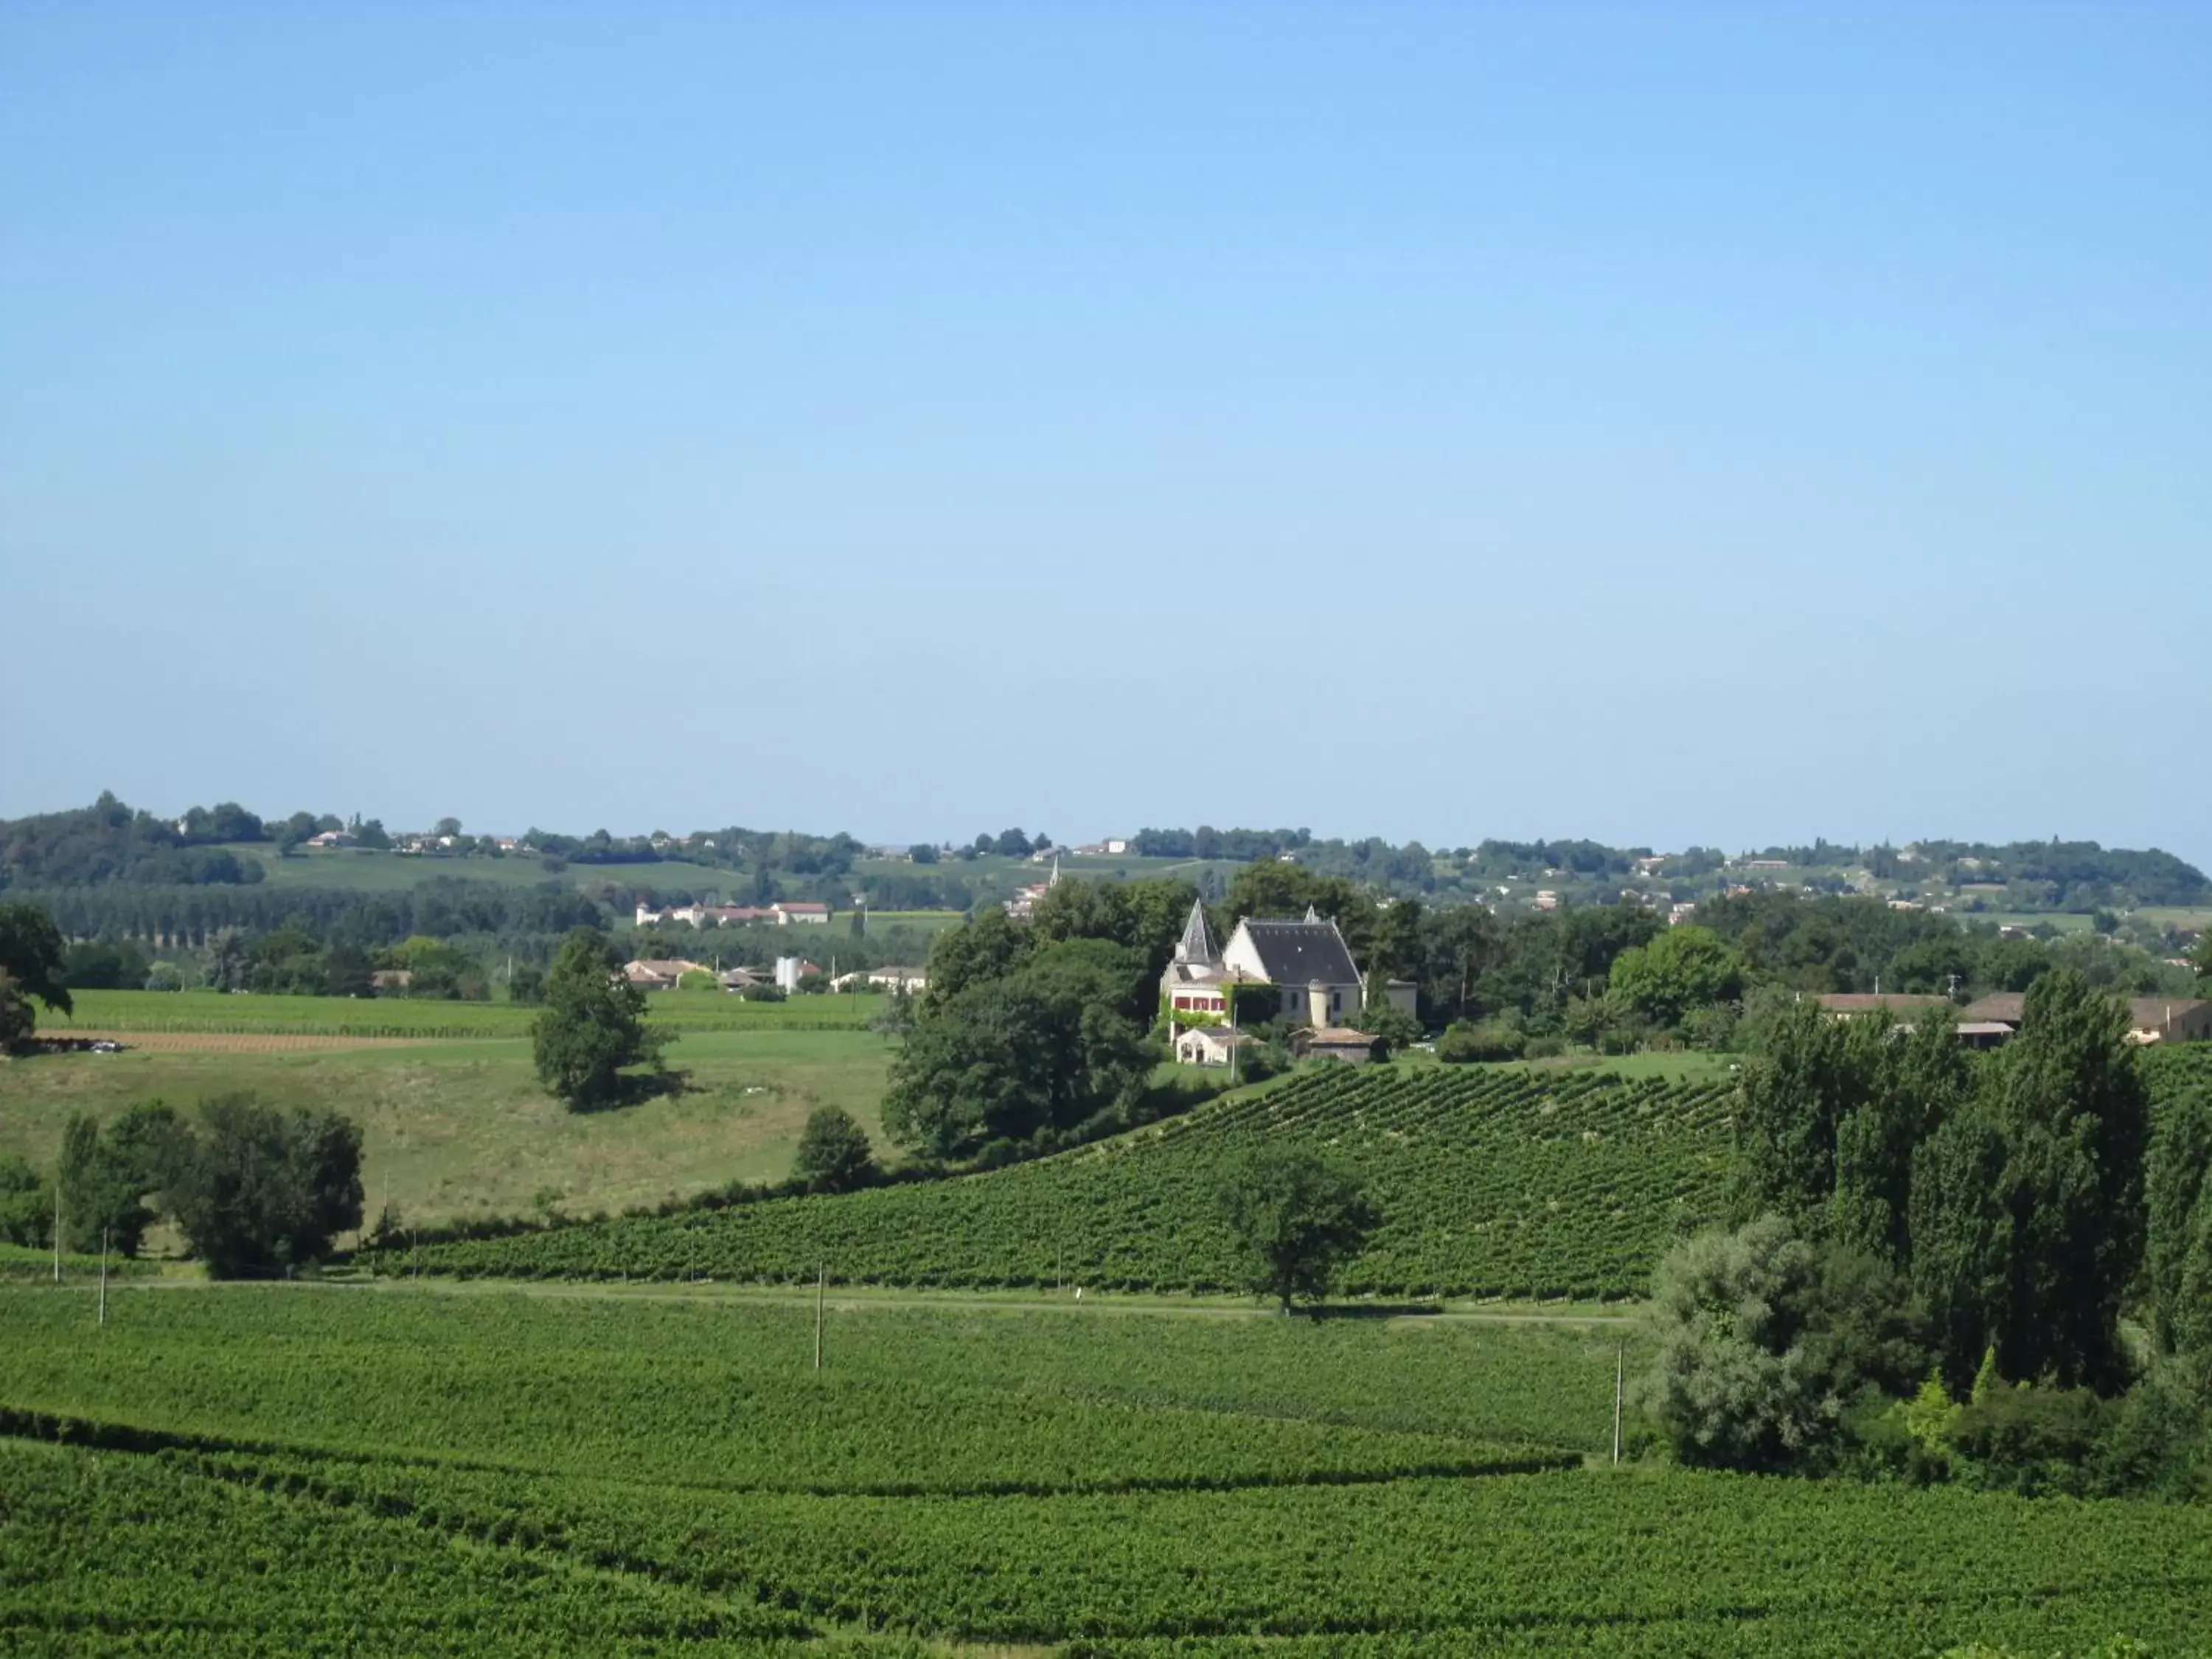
{"left": 4, "top": 3, "right": 2206, "bottom": 863}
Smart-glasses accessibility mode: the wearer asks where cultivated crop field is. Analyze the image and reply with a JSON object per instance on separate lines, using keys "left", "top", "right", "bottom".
{"left": 3, "top": 1284, "right": 2208, "bottom": 1655}
{"left": 378, "top": 1064, "right": 1739, "bottom": 1297}
{"left": 385, "top": 1043, "right": 2212, "bottom": 1299}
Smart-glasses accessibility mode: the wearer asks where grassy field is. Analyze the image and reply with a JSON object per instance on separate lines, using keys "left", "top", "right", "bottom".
{"left": 854, "top": 908, "right": 967, "bottom": 936}
{"left": 1964, "top": 910, "right": 2098, "bottom": 934}
{"left": 0, "top": 1029, "right": 894, "bottom": 1231}
{"left": 32, "top": 986, "right": 882, "bottom": 1037}
{"left": 4, "top": 1281, "right": 2208, "bottom": 1654}
{"left": 2139, "top": 906, "right": 2212, "bottom": 933}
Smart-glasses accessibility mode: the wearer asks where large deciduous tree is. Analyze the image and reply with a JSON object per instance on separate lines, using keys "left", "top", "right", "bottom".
{"left": 0, "top": 902, "right": 72, "bottom": 1051}
{"left": 1605, "top": 925, "right": 1747, "bottom": 1032}
{"left": 159, "top": 1093, "right": 363, "bottom": 1278}
{"left": 881, "top": 938, "right": 1152, "bottom": 1160}
{"left": 57, "top": 1102, "right": 179, "bottom": 1256}
{"left": 532, "top": 928, "right": 666, "bottom": 1111}
{"left": 1214, "top": 1143, "right": 1379, "bottom": 1312}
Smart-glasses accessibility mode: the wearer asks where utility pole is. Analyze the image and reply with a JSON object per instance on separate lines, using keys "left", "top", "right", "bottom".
{"left": 814, "top": 1264, "right": 825, "bottom": 1370}
{"left": 52, "top": 1181, "right": 61, "bottom": 1283}
{"left": 1613, "top": 1343, "right": 1624, "bottom": 1465}
{"left": 97, "top": 1228, "right": 109, "bottom": 1327}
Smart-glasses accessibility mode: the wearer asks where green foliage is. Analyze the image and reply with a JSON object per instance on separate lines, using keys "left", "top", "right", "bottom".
{"left": 1893, "top": 1371, "right": 1963, "bottom": 1458}
{"left": 507, "top": 961, "right": 546, "bottom": 1004}
{"left": 1637, "top": 1216, "right": 1921, "bottom": 1472}
{"left": 159, "top": 1093, "right": 364, "bottom": 1278}
{"left": 1978, "top": 971, "right": 2150, "bottom": 1391}
{"left": 383, "top": 933, "right": 489, "bottom": 1001}
{"left": 0, "top": 901, "right": 72, "bottom": 1037}
{"left": 0, "top": 971, "right": 31, "bottom": 1054}
{"left": 869, "top": 981, "right": 914, "bottom": 1037}
{"left": 880, "top": 939, "right": 1153, "bottom": 1159}
{"left": 1741, "top": 973, "right": 2148, "bottom": 1394}
{"left": 1941, "top": 1380, "right": 2115, "bottom": 1496}
{"left": 531, "top": 929, "right": 667, "bottom": 1110}
{"left": 57, "top": 1102, "right": 177, "bottom": 1256}
{"left": 1435, "top": 1018, "right": 1524, "bottom": 1062}
{"left": 1605, "top": 925, "right": 1747, "bottom": 1031}
{"left": 1214, "top": 1142, "right": 1379, "bottom": 1310}
{"left": 2144, "top": 1082, "right": 2212, "bottom": 1352}
{"left": 1733, "top": 997, "right": 1952, "bottom": 1259}
{"left": 917, "top": 906, "right": 1032, "bottom": 1013}
{"left": 0, "top": 1153, "right": 50, "bottom": 1248}
{"left": 1355, "top": 981, "right": 1422, "bottom": 1054}
{"left": 791, "top": 1107, "right": 878, "bottom": 1195}
{"left": 61, "top": 933, "right": 150, "bottom": 990}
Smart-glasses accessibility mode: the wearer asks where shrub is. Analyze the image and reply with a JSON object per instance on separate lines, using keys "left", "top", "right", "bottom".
{"left": 1637, "top": 1217, "right": 1922, "bottom": 1473}
{"left": 1436, "top": 1020, "right": 1524, "bottom": 1063}
{"left": 1944, "top": 1382, "right": 2112, "bottom": 1497}
{"left": 0, "top": 1155, "right": 51, "bottom": 1248}
{"left": 790, "top": 1107, "right": 879, "bottom": 1195}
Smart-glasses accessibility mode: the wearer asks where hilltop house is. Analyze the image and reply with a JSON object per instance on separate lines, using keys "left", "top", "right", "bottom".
{"left": 1160, "top": 899, "right": 1414, "bottom": 1063}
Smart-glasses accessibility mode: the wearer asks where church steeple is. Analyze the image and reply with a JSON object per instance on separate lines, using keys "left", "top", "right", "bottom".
{"left": 1175, "top": 897, "right": 1217, "bottom": 964}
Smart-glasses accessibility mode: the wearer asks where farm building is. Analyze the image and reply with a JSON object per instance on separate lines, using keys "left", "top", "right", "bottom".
{"left": 1295, "top": 1026, "right": 1379, "bottom": 1065}
{"left": 623, "top": 959, "right": 710, "bottom": 990}
{"left": 1174, "top": 1026, "right": 1253, "bottom": 1067}
{"left": 1961, "top": 992, "right": 2212, "bottom": 1046}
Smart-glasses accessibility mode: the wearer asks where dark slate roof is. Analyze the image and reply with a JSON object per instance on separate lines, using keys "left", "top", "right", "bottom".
{"left": 1237, "top": 918, "right": 1361, "bottom": 987}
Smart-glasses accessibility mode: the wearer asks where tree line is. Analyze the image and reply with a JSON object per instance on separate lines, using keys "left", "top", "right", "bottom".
{"left": 1636, "top": 975, "right": 2212, "bottom": 1498}
{"left": 0, "top": 1094, "right": 363, "bottom": 1279}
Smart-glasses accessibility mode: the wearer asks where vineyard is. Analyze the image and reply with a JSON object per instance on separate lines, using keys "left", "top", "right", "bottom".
{"left": 32, "top": 987, "right": 883, "bottom": 1038}
{"left": 374, "top": 1062, "right": 1740, "bottom": 1298}
{"left": 3, "top": 1283, "right": 2207, "bottom": 1654}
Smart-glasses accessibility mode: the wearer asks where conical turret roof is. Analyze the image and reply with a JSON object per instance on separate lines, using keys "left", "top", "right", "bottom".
{"left": 1175, "top": 897, "right": 1217, "bottom": 964}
